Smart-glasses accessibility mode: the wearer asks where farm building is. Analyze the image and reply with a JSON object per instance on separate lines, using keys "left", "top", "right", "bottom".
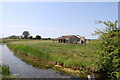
{"left": 52, "top": 35, "right": 86, "bottom": 44}
{"left": 77, "top": 36, "right": 86, "bottom": 44}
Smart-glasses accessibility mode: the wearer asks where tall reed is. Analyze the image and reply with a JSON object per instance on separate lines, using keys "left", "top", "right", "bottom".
{"left": 0, "top": 64, "right": 10, "bottom": 75}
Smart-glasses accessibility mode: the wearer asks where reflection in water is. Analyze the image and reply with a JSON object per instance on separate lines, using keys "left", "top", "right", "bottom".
{"left": 1, "top": 44, "right": 75, "bottom": 78}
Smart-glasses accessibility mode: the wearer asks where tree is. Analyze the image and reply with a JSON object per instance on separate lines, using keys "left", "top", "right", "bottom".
{"left": 94, "top": 20, "right": 120, "bottom": 77}
{"left": 35, "top": 35, "right": 41, "bottom": 39}
{"left": 9, "top": 35, "right": 18, "bottom": 39}
{"left": 29, "top": 36, "right": 33, "bottom": 39}
{"left": 22, "top": 31, "right": 30, "bottom": 39}
{"left": 48, "top": 38, "right": 51, "bottom": 40}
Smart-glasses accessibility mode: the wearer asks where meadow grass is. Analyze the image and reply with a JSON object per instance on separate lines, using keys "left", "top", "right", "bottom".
{"left": 6, "top": 39, "right": 100, "bottom": 73}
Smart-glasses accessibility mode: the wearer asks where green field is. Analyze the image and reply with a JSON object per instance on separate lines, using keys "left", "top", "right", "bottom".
{"left": 4, "top": 39, "right": 100, "bottom": 77}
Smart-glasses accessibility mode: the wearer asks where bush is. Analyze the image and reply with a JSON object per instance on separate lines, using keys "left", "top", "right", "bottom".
{"left": 94, "top": 20, "right": 120, "bottom": 77}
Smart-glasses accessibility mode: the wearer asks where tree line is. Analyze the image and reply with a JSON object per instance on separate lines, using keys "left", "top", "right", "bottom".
{"left": 5, "top": 31, "right": 50, "bottom": 40}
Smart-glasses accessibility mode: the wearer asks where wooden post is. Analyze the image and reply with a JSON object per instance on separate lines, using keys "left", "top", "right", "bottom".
{"left": 87, "top": 75, "right": 95, "bottom": 80}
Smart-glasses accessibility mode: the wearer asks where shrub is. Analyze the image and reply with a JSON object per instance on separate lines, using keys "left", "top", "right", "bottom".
{"left": 94, "top": 20, "right": 120, "bottom": 77}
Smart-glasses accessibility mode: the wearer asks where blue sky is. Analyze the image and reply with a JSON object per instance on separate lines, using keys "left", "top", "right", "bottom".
{"left": 1, "top": 2, "right": 118, "bottom": 39}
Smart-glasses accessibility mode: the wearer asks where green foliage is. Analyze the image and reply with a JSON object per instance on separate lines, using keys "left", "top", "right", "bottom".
{"left": 35, "top": 35, "right": 41, "bottom": 39}
{"left": 22, "top": 31, "right": 30, "bottom": 39}
{"left": 0, "top": 64, "right": 13, "bottom": 78}
{"left": 29, "top": 36, "right": 33, "bottom": 39}
{"left": 94, "top": 20, "right": 120, "bottom": 77}
{"left": 1, "top": 64, "right": 10, "bottom": 75}
{"left": 8, "top": 35, "right": 18, "bottom": 39}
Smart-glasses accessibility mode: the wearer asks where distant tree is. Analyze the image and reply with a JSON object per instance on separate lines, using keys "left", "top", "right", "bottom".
{"left": 22, "top": 31, "right": 30, "bottom": 39}
{"left": 29, "top": 36, "right": 33, "bottom": 39}
{"left": 48, "top": 38, "right": 51, "bottom": 40}
{"left": 41, "top": 38, "right": 51, "bottom": 40}
{"left": 35, "top": 35, "right": 41, "bottom": 39}
{"left": 9, "top": 35, "right": 18, "bottom": 39}
{"left": 94, "top": 20, "right": 120, "bottom": 77}
{"left": 20, "top": 36, "right": 24, "bottom": 39}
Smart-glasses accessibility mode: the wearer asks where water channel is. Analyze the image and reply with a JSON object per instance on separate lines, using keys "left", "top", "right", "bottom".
{"left": 1, "top": 44, "right": 79, "bottom": 78}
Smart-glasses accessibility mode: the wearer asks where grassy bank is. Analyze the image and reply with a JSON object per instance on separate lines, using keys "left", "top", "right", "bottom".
{"left": 6, "top": 39, "right": 100, "bottom": 77}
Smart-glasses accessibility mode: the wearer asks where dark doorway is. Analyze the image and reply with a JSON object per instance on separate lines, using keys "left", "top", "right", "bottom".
{"left": 59, "top": 39, "right": 60, "bottom": 43}
{"left": 81, "top": 40, "right": 84, "bottom": 44}
{"left": 63, "top": 39, "right": 65, "bottom": 43}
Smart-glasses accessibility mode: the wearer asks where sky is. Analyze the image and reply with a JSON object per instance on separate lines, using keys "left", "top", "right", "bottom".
{"left": 0, "top": 2, "right": 118, "bottom": 39}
